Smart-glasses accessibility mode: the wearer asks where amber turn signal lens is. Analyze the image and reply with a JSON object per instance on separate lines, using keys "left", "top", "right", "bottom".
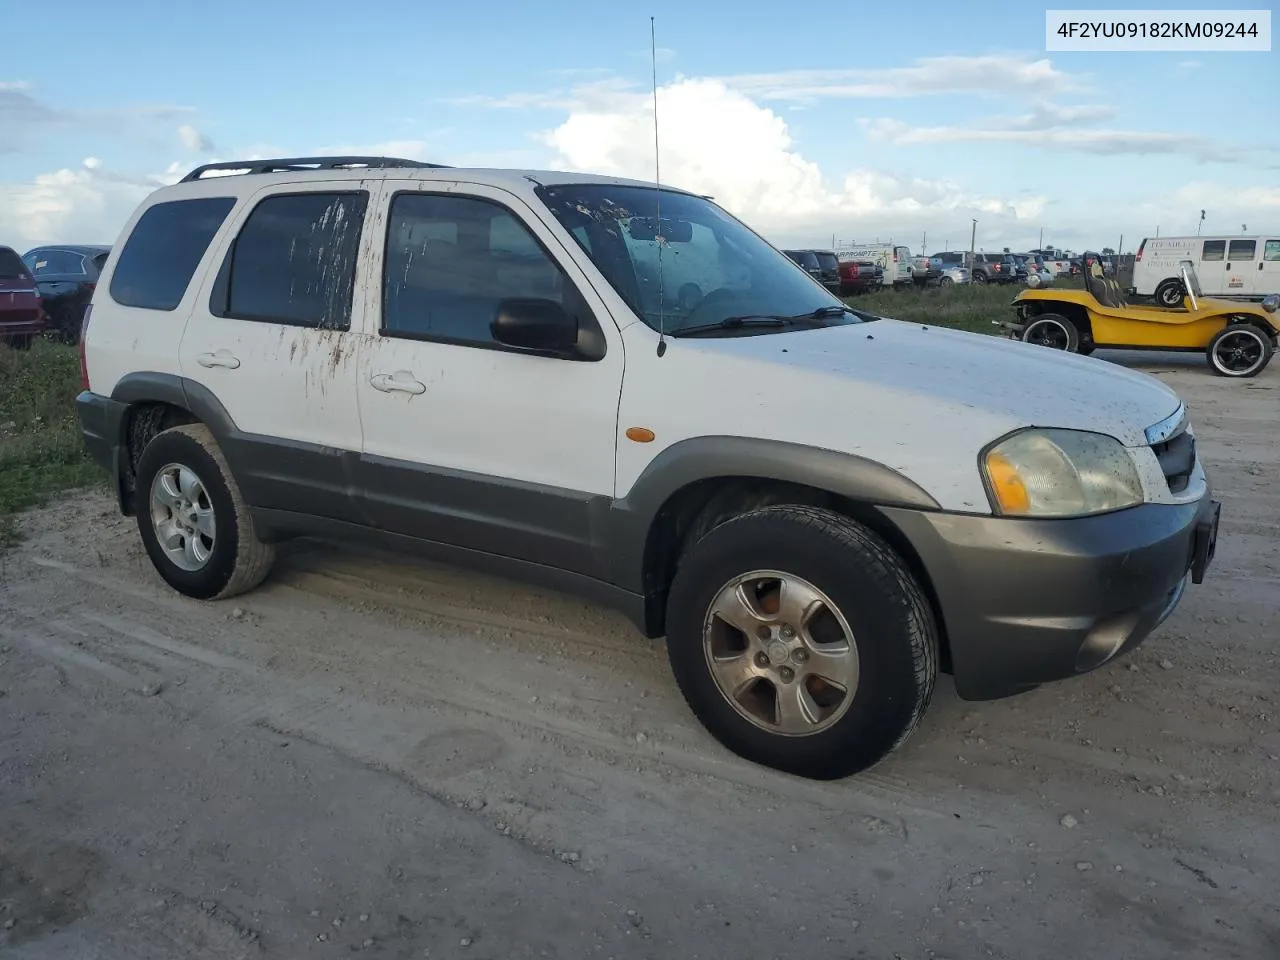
{"left": 625, "top": 427, "right": 656, "bottom": 443}
{"left": 985, "top": 451, "right": 1031, "bottom": 514}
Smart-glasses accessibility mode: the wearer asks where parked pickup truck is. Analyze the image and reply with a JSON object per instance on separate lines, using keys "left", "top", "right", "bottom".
{"left": 839, "top": 259, "right": 883, "bottom": 295}
{"left": 910, "top": 255, "right": 940, "bottom": 285}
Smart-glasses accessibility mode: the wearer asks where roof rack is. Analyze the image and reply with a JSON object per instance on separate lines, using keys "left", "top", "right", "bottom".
{"left": 179, "top": 155, "right": 449, "bottom": 183}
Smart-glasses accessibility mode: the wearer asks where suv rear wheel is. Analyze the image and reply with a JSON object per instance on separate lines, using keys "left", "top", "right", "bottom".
{"left": 664, "top": 504, "right": 937, "bottom": 780}
{"left": 134, "top": 423, "right": 275, "bottom": 600}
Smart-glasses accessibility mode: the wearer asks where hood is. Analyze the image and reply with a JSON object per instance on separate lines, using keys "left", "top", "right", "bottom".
{"left": 685, "top": 318, "right": 1182, "bottom": 448}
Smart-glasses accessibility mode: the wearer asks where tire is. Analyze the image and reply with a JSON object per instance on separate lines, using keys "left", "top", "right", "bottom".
{"left": 973, "top": 272, "right": 987, "bottom": 284}
{"left": 1154, "top": 278, "right": 1185, "bottom": 308}
{"left": 939, "top": 276, "right": 953, "bottom": 287}
{"left": 1206, "top": 324, "right": 1273, "bottom": 378}
{"left": 664, "top": 504, "right": 938, "bottom": 780}
{"left": 1021, "top": 312, "right": 1080, "bottom": 352}
{"left": 134, "top": 423, "right": 276, "bottom": 600}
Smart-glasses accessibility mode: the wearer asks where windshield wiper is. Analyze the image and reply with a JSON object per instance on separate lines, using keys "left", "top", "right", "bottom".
{"left": 671, "top": 304, "right": 853, "bottom": 337}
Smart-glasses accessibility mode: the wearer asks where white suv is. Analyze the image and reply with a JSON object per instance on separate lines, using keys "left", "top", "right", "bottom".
{"left": 75, "top": 155, "right": 1221, "bottom": 780}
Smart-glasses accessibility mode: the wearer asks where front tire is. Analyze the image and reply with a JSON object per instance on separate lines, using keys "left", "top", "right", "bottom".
{"left": 1154, "top": 278, "right": 1185, "bottom": 308}
{"left": 1206, "top": 324, "right": 1273, "bottom": 378}
{"left": 134, "top": 423, "right": 275, "bottom": 600}
{"left": 664, "top": 504, "right": 938, "bottom": 780}
{"left": 1021, "top": 312, "right": 1081, "bottom": 352}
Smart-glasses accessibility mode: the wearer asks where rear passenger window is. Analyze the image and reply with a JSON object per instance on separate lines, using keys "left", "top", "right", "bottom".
{"left": 109, "top": 197, "right": 235, "bottom": 310}
{"left": 211, "top": 191, "right": 368, "bottom": 330}
{"left": 1201, "top": 240, "right": 1225, "bottom": 262}
{"left": 1265, "top": 240, "right": 1280, "bottom": 262}
{"left": 382, "top": 193, "right": 573, "bottom": 347}
{"left": 1227, "top": 239, "right": 1256, "bottom": 261}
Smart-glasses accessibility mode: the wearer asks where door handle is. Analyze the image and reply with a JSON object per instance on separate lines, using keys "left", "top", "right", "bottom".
{"left": 197, "top": 350, "right": 240, "bottom": 369}
{"left": 370, "top": 371, "right": 426, "bottom": 395}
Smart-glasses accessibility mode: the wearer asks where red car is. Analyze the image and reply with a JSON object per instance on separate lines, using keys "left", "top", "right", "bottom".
{"left": 1, "top": 245, "right": 44, "bottom": 349}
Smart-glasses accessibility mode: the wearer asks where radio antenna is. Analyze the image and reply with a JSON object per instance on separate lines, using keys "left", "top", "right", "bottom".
{"left": 650, "top": 15, "right": 668, "bottom": 358}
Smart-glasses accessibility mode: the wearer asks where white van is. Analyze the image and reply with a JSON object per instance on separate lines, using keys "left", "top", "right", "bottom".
{"left": 833, "top": 241, "right": 913, "bottom": 288}
{"left": 1132, "top": 235, "right": 1280, "bottom": 306}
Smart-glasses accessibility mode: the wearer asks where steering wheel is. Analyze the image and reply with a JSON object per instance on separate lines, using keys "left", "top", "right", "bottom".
{"left": 683, "top": 286, "right": 739, "bottom": 322}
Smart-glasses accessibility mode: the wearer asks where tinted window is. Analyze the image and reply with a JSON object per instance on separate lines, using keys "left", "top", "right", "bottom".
{"left": 110, "top": 197, "right": 236, "bottom": 310}
{"left": 1265, "top": 240, "right": 1280, "bottom": 262}
{"left": 0, "top": 247, "right": 27, "bottom": 279}
{"left": 815, "top": 252, "right": 838, "bottom": 272}
{"left": 28, "top": 250, "right": 86, "bottom": 275}
{"left": 212, "top": 191, "right": 368, "bottom": 330}
{"left": 1227, "top": 239, "right": 1255, "bottom": 261}
{"left": 1201, "top": 240, "right": 1225, "bottom": 262}
{"left": 382, "top": 192, "right": 573, "bottom": 347}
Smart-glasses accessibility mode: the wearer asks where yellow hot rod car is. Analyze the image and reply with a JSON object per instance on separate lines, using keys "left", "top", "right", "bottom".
{"left": 999, "top": 253, "right": 1280, "bottom": 378}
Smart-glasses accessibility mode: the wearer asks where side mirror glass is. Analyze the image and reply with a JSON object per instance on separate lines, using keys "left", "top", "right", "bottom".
{"left": 491, "top": 297, "right": 579, "bottom": 354}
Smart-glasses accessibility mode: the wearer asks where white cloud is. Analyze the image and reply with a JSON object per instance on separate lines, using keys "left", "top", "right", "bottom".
{"left": 0, "top": 165, "right": 161, "bottom": 248}
{"left": 178, "top": 123, "right": 215, "bottom": 152}
{"left": 864, "top": 117, "right": 1261, "bottom": 165}
{"left": 450, "top": 55, "right": 1090, "bottom": 113}
{"left": 83, "top": 156, "right": 100, "bottom": 170}
{"left": 709, "top": 55, "right": 1090, "bottom": 103}
{"left": 541, "top": 77, "right": 1046, "bottom": 247}
{"left": 0, "top": 80, "right": 32, "bottom": 91}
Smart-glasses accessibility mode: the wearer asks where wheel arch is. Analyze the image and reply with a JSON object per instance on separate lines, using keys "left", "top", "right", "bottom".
{"left": 612, "top": 438, "right": 953, "bottom": 670}
{"left": 109, "top": 373, "right": 241, "bottom": 514}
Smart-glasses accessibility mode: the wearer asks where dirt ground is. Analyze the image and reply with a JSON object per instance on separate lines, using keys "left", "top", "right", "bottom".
{"left": 1, "top": 351, "right": 1277, "bottom": 960}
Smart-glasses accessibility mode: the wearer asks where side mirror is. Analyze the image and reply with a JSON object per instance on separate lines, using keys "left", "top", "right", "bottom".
{"left": 491, "top": 297, "right": 579, "bottom": 355}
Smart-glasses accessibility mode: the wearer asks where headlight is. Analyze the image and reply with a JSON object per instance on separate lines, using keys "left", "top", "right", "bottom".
{"left": 981, "top": 428, "right": 1143, "bottom": 517}
{"left": 1262, "top": 294, "right": 1278, "bottom": 313}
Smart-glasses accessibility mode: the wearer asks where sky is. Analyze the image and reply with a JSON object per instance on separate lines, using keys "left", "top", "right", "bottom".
{"left": 2, "top": 0, "right": 1276, "bottom": 255}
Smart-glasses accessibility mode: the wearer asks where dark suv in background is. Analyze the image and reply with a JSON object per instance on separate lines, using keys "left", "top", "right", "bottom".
{"left": 783, "top": 248, "right": 841, "bottom": 295}
{"left": 22, "top": 244, "right": 111, "bottom": 342}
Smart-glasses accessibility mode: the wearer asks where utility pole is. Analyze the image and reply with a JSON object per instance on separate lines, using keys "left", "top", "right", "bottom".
{"left": 1118, "top": 234, "right": 1123, "bottom": 256}
{"left": 1039, "top": 226, "right": 1043, "bottom": 248}
{"left": 922, "top": 231, "right": 927, "bottom": 254}
{"left": 969, "top": 219, "right": 977, "bottom": 263}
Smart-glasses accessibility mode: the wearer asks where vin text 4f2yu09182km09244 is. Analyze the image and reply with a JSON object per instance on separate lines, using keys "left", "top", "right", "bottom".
{"left": 75, "top": 155, "right": 1220, "bottom": 779}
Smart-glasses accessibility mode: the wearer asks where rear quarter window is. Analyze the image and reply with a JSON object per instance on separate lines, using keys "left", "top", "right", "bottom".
{"left": 109, "top": 197, "right": 237, "bottom": 311}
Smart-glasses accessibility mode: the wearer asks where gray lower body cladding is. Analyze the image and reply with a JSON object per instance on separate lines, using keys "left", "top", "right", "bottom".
{"left": 77, "top": 386, "right": 1218, "bottom": 703}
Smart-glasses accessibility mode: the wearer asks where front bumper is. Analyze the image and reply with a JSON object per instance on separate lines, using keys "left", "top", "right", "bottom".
{"left": 883, "top": 493, "right": 1220, "bottom": 701}
{"left": 0, "top": 315, "right": 45, "bottom": 338}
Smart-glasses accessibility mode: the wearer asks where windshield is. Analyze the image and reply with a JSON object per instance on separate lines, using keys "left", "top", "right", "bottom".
{"left": 814, "top": 252, "right": 838, "bottom": 272}
{"left": 535, "top": 183, "right": 860, "bottom": 335}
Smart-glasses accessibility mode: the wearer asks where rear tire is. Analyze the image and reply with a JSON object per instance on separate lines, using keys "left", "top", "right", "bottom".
{"left": 1206, "top": 324, "right": 1273, "bottom": 378}
{"left": 939, "top": 276, "right": 953, "bottom": 287}
{"left": 664, "top": 504, "right": 937, "bottom": 780}
{"left": 134, "top": 423, "right": 276, "bottom": 600}
{"left": 973, "top": 273, "right": 987, "bottom": 284}
{"left": 1021, "top": 312, "right": 1081, "bottom": 352}
{"left": 1154, "top": 278, "right": 1185, "bottom": 308}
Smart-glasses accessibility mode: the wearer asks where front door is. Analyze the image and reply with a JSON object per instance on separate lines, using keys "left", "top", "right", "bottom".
{"left": 354, "top": 181, "right": 624, "bottom": 578}
{"left": 1258, "top": 240, "right": 1280, "bottom": 297}
{"left": 179, "top": 181, "right": 377, "bottom": 521}
{"left": 1225, "top": 238, "right": 1257, "bottom": 295}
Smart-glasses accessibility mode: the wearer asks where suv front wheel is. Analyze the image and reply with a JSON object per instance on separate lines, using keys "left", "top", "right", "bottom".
{"left": 665, "top": 504, "right": 938, "bottom": 780}
{"left": 135, "top": 423, "right": 276, "bottom": 600}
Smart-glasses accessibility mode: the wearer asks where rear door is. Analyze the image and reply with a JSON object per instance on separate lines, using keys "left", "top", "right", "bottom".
{"left": 1225, "top": 238, "right": 1257, "bottom": 294}
{"left": 1198, "top": 240, "right": 1227, "bottom": 294}
{"left": 178, "top": 180, "right": 378, "bottom": 521}
{"left": 1259, "top": 240, "right": 1280, "bottom": 296}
